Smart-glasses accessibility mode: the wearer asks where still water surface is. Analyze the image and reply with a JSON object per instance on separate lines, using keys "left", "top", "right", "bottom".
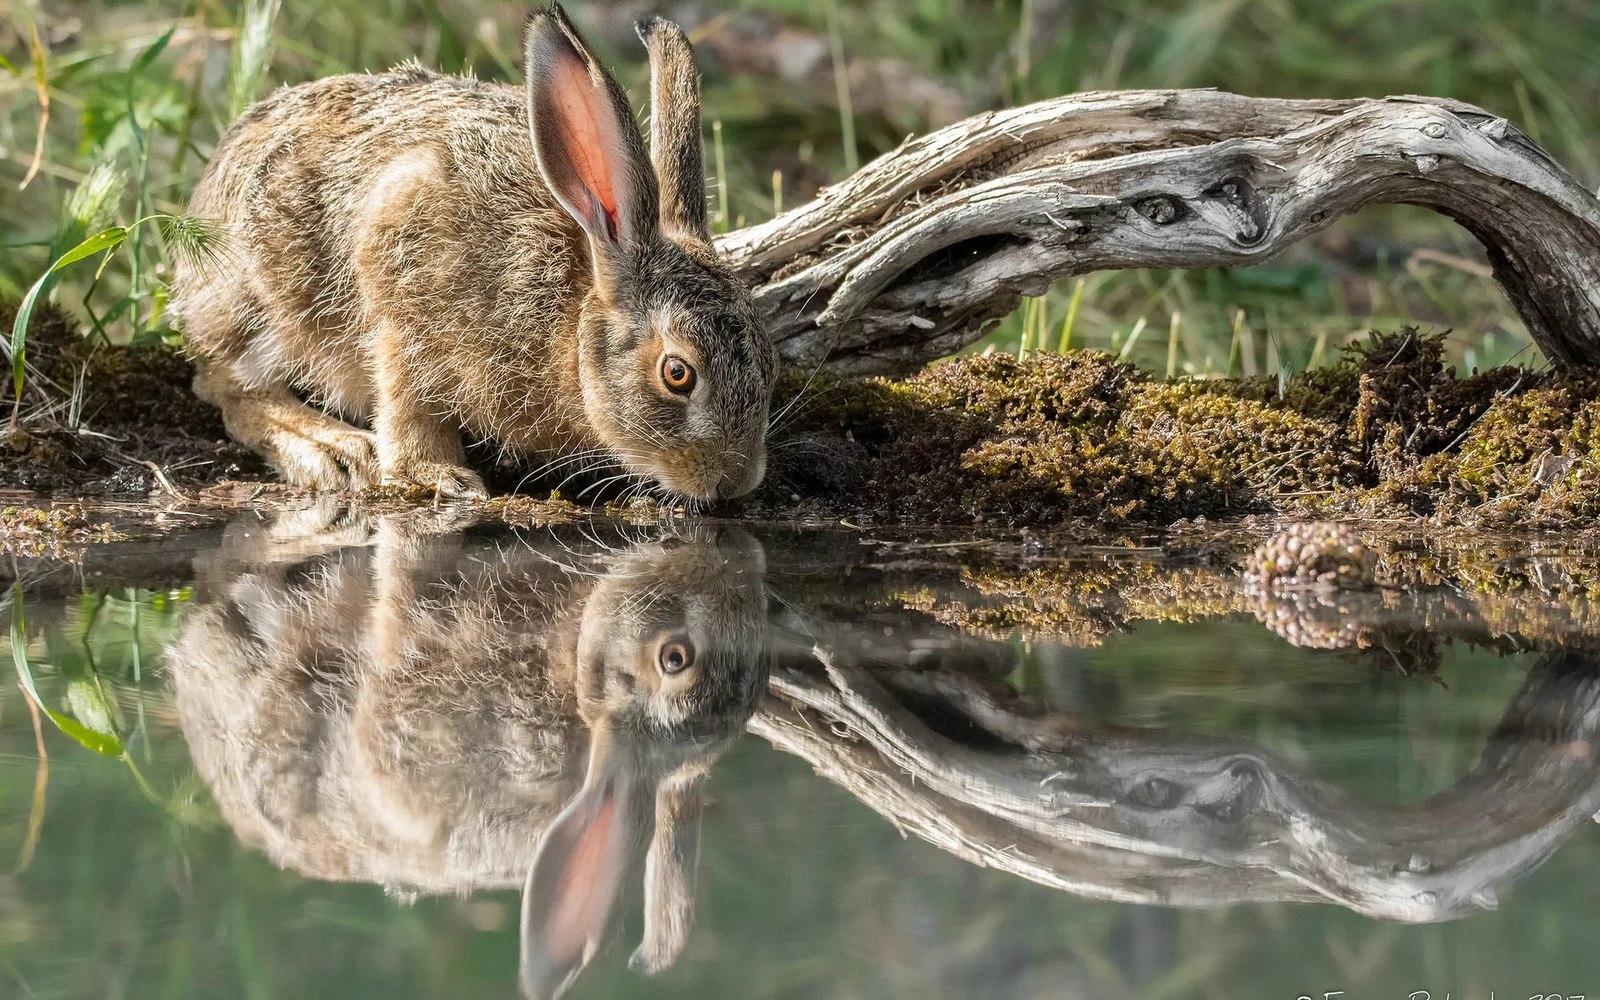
{"left": 3, "top": 512, "right": 1598, "bottom": 999}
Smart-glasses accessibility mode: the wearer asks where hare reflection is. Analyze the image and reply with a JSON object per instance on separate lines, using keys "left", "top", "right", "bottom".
{"left": 166, "top": 513, "right": 769, "bottom": 998}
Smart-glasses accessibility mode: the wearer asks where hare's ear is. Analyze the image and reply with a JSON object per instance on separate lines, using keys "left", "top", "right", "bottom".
{"left": 637, "top": 17, "right": 709, "bottom": 241}
{"left": 519, "top": 725, "right": 637, "bottom": 1000}
{"left": 525, "top": 5, "right": 659, "bottom": 279}
{"left": 629, "top": 767, "right": 708, "bottom": 975}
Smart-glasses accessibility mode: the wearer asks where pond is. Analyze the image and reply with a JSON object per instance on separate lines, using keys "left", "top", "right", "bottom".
{"left": 3, "top": 508, "right": 1598, "bottom": 999}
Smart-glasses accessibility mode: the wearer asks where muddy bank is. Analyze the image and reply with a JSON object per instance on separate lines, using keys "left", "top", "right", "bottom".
{"left": 7, "top": 301, "right": 1600, "bottom": 534}
{"left": 1, "top": 301, "right": 263, "bottom": 495}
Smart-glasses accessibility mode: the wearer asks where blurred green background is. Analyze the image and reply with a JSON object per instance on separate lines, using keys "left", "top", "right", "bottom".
{"left": 4, "top": 0, "right": 1600, "bottom": 374}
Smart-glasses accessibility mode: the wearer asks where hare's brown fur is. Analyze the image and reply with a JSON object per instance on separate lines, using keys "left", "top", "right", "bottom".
{"left": 175, "top": 9, "right": 775, "bottom": 501}
{"left": 182, "top": 70, "right": 589, "bottom": 473}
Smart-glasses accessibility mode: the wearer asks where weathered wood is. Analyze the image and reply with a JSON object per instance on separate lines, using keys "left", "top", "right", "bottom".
{"left": 718, "top": 90, "right": 1600, "bottom": 374}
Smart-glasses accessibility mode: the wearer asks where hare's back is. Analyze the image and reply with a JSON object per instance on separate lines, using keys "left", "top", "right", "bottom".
{"left": 183, "top": 68, "right": 581, "bottom": 380}
{"left": 199, "top": 66, "right": 560, "bottom": 231}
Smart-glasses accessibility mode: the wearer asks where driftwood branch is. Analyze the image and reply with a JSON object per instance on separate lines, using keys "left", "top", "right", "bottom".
{"left": 756, "top": 632, "right": 1600, "bottom": 922}
{"left": 719, "top": 90, "right": 1600, "bottom": 374}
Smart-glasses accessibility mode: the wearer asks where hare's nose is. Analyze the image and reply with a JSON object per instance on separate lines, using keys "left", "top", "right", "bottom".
{"left": 718, "top": 452, "right": 765, "bottom": 499}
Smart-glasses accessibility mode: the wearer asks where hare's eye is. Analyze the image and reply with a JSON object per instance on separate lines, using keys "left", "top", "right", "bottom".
{"left": 660, "top": 354, "right": 696, "bottom": 395}
{"left": 658, "top": 637, "right": 695, "bottom": 674}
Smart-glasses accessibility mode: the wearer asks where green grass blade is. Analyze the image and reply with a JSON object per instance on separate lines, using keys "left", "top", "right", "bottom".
{"left": 1166, "top": 310, "right": 1181, "bottom": 379}
{"left": 10, "top": 590, "right": 125, "bottom": 757}
{"left": 713, "top": 120, "right": 730, "bottom": 235}
{"left": 52, "top": 227, "right": 130, "bottom": 271}
{"left": 823, "top": 0, "right": 858, "bottom": 173}
{"left": 10, "top": 272, "right": 54, "bottom": 407}
{"left": 1057, "top": 279, "right": 1084, "bottom": 353}
{"left": 28, "top": 21, "right": 46, "bottom": 92}
{"left": 9, "top": 227, "right": 130, "bottom": 408}
{"left": 131, "top": 25, "right": 178, "bottom": 76}
{"left": 1228, "top": 309, "right": 1246, "bottom": 376}
{"left": 1116, "top": 316, "right": 1149, "bottom": 361}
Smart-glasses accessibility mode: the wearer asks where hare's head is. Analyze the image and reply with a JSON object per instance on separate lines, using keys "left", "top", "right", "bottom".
{"left": 572, "top": 527, "right": 769, "bottom": 736}
{"left": 522, "top": 527, "right": 769, "bottom": 998}
{"left": 525, "top": 6, "right": 777, "bottom": 502}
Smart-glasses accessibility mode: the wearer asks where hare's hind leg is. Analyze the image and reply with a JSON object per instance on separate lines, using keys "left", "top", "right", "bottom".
{"left": 194, "top": 360, "right": 380, "bottom": 490}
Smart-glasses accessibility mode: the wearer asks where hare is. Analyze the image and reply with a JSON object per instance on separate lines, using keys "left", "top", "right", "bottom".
{"left": 166, "top": 507, "right": 770, "bottom": 997}
{"left": 173, "top": 4, "right": 776, "bottom": 501}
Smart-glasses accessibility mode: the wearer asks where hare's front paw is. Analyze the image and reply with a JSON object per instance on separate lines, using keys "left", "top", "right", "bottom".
{"left": 382, "top": 460, "right": 489, "bottom": 500}
{"left": 274, "top": 427, "right": 380, "bottom": 491}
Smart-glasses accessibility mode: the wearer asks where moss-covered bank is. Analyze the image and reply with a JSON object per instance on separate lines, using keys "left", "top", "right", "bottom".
{"left": 8, "top": 299, "right": 1600, "bottom": 531}
{"left": 754, "top": 331, "right": 1600, "bottom": 528}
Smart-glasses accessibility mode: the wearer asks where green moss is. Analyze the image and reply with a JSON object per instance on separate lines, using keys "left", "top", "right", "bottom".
{"left": 764, "top": 350, "right": 1361, "bottom": 523}
{"left": 760, "top": 331, "right": 1600, "bottom": 528}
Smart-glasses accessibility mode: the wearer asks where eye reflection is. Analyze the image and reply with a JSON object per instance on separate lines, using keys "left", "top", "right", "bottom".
{"left": 658, "top": 636, "right": 695, "bottom": 674}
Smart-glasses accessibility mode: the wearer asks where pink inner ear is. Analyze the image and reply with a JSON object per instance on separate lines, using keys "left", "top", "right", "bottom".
{"left": 547, "top": 796, "right": 618, "bottom": 960}
{"left": 552, "top": 56, "right": 621, "bottom": 240}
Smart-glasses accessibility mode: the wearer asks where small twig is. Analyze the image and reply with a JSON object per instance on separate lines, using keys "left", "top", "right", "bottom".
{"left": 140, "top": 459, "right": 193, "bottom": 500}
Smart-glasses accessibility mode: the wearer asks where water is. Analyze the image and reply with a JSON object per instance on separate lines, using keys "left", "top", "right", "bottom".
{"left": 4, "top": 510, "right": 1598, "bottom": 1000}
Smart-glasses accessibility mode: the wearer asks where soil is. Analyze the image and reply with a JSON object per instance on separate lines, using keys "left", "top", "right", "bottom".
{"left": 0, "top": 300, "right": 264, "bottom": 496}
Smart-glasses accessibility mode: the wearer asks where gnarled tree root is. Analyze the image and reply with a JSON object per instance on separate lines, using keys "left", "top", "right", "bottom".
{"left": 719, "top": 91, "right": 1600, "bottom": 374}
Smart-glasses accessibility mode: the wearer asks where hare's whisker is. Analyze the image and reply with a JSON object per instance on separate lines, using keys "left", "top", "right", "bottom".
{"left": 515, "top": 448, "right": 618, "bottom": 493}
{"left": 578, "top": 471, "right": 649, "bottom": 499}
{"left": 551, "top": 457, "right": 623, "bottom": 497}
{"left": 766, "top": 356, "right": 831, "bottom": 434}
